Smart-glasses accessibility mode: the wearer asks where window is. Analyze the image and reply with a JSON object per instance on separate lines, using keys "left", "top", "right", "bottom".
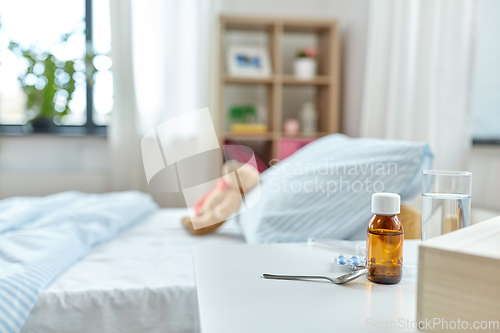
{"left": 471, "top": 0, "right": 500, "bottom": 144}
{"left": 0, "top": 0, "right": 112, "bottom": 135}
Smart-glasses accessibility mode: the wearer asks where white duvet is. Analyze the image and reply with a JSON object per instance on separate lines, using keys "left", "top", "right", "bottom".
{"left": 22, "top": 209, "right": 244, "bottom": 333}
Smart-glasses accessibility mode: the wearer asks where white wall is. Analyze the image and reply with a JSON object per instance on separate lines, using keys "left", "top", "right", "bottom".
{"left": 469, "top": 146, "right": 500, "bottom": 212}
{"left": 0, "top": 136, "right": 109, "bottom": 198}
{"left": 466, "top": 0, "right": 500, "bottom": 212}
{"left": 471, "top": 0, "right": 500, "bottom": 139}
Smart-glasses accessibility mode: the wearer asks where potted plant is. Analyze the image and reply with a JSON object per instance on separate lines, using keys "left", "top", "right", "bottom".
{"left": 228, "top": 105, "right": 258, "bottom": 124}
{"left": 293, "top": 46, "right": 317, "bottom": 80}
{"left": 228, "top": 105, "right": 268, "bottom": 134}
{"left": 7, "top": 33, "right": 95, "bottom": 132}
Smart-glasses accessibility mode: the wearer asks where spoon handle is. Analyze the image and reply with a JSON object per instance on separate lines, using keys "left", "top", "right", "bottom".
{"left": 262, "top": 269, "right": 368, "bottom": 284}
{"left": 262, "top": 274, "right": 333, "bottom": 282}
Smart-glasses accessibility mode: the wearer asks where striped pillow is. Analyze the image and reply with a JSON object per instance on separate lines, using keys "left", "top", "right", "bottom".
{"left": 237, "top": 134, "right": 433, "bottom": 243}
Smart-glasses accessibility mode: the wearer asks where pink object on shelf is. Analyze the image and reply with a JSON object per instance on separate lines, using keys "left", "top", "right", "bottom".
{"left": 279, "top": 138, "right": 315, "bottom": 160}
{"left": 224, "top": 140, "right": 268, "bottom": 173}
{"left": 283, "top": 118, "right": 300, "bottom": 135}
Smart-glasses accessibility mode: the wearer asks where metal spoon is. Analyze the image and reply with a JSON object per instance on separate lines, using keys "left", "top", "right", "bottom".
{"left": 262, "top": 268, "right": 368, "bottom": 285}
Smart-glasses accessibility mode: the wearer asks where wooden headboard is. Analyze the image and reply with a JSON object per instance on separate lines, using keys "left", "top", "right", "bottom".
{"left": 399, "top": 205, "right": 421, "bottom": 239}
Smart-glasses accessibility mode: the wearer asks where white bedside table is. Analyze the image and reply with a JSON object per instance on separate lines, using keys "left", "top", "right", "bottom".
{"left": 193, "top": 240, "right": 420, "bottom": 333}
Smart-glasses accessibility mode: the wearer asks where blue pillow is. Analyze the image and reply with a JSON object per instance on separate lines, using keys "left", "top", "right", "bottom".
{"left": 237, "top": 134, "right": 433, "bottom": 243}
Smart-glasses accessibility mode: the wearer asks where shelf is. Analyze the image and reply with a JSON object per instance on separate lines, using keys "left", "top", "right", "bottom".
{"left": 219, "top": 15, "right": 340, "bottom": 161}
{"left": 224, "top": 132, "right": 331, "bottom": 141}
{"left": 281, "top": 75, "right": 331, "bottom": 86}
{"left": 222, "top": 15, "right": 275, "bottom": 31}
{"left": 281, "top": 132, "right": 330, "bottom": 139}
{"left": 283, "top": 20, "right": 335, "bottom": 33}
{"left": 224, "top": 76, "right": 274, "bottom": 84}
{"left": 221, "top": 15, "right": 336, "bottom": 33}
{"left": 223, "top": 75, "right": 331, "bottom": 85}
{"left": 224, "top": 133, "right": 276, "bottom": 141}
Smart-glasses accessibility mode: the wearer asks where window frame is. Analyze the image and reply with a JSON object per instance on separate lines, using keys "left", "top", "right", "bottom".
{"left": 472, "top": 138, "right": 500, "bottom": 146}
{"left": 0, "top": 0, "right": 107, "bottom": 136}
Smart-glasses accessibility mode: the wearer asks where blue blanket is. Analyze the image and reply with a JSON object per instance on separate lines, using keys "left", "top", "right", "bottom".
{"left": 0, "top": 191, "right": 158, "bottom": 333}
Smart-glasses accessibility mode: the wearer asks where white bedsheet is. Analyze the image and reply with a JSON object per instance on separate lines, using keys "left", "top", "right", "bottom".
{"left": 22, "top": 209, "right": 244, "bottom": 333}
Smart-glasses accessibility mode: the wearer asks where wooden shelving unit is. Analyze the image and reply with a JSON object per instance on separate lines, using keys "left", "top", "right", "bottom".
{"left": 224, "top": 133, "right": 276, "bottom": 141}
{"left": 219, "top": 15, "right": 341, "bottom": 161}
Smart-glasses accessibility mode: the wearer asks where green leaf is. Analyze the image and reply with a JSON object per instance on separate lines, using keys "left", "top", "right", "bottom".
{"left": 6, "top": 26, "right": 97, "bottom": 123}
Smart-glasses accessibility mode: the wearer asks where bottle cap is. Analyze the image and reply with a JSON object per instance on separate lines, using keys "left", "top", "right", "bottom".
{"left": 371, "top": 193, "right": 400, "bottom": 215}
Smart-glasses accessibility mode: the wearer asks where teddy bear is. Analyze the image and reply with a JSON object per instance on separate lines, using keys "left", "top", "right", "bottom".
{"left": 182, "top": 160, "right": 260, "bottom": 235}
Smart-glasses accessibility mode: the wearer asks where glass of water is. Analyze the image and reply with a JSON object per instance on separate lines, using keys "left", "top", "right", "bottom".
{"left": 421, "top": 171, "right": 472, "bottom": 241}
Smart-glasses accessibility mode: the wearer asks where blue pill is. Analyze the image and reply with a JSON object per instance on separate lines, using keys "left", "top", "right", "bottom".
{"left": 338, "top": 259, "right": 347, "bottom": 265}
{"left": 338, "top": 255, "right": 346, "bottom": 259}
{"left": 351, "top": 255, "right": 358, "bottom": 260}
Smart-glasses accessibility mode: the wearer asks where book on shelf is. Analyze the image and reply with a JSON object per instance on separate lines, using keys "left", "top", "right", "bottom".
{"left": 417, "top": 216, "right": 500, "bottom": 332}
{"left": 230, "top": 123, "right": 269, "bottom": 134}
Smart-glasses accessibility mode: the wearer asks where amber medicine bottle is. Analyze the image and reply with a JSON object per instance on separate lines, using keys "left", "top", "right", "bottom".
{"left": 366, "top": 193, "right": 404, "bottom": 284}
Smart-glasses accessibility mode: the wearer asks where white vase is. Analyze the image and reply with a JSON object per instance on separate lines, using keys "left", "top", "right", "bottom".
{"left": 299, "top": 102, "right": 318, "bottom": 134}
{"left": 293, "top": 58, "right": 317, "bottom": 80}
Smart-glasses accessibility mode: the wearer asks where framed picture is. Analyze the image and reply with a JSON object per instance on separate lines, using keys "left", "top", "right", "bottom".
{"left": 227, "top": 46, "right": 272, "bottom": 77}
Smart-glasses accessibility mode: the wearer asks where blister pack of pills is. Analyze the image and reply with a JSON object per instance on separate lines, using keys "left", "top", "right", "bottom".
{"left": 336, "top": 254, "right": 366, "bottom": 267}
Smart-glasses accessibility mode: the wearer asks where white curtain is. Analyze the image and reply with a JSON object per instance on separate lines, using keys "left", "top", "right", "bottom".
{"left": 360, "top": 0, "right": 475, "bottom": 170}
{"left": 109, "top": 0, "right": 221, "bottom": 205}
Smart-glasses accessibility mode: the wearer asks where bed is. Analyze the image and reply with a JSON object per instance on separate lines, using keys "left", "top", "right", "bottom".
{"left": 21, "top": 209, "right": 244, "bottom": 333}
{"left": 12, "top": 205, "right": 500, "bottom": 333}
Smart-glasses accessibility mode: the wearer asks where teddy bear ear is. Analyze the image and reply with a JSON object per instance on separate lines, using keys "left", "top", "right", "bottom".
{"left": 222, "top": 160, "right": 244, "bottom": 175}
